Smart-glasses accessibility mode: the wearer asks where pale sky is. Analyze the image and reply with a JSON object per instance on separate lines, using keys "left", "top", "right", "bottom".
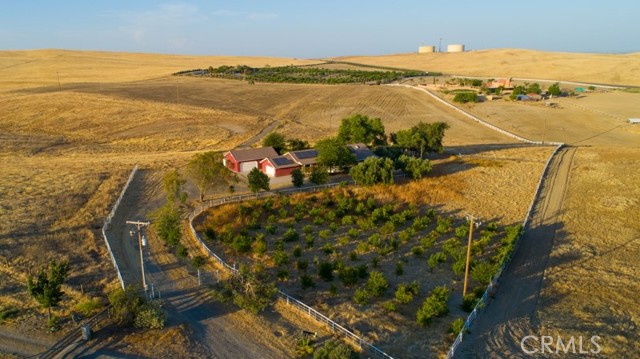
{"left": 1, "top": 1, "right": 638, "bottom": 58}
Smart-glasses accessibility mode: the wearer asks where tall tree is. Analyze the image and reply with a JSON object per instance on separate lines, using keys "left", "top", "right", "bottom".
{"left": 393, "top": 121, "right": 449, "bottom": 157}
{"left": 262, "top": 132, "right": 287, "bottom": 154}
{"left": 337, "top": 114, "right": 387, "bottom": 146}
{"left": 397, "top": 154, "right": 432, "bottom": 179}
{"left": 286, "top": 138, "right": 310, "bottom": 151}
{"left": 187, "top": 151, "right": 237, "bottom": 201}
{"left": 248, "top": 168, "right": 270, "bottom": 193}
{"left": 315, "top": 137, "right": 356, "bottom": 172}
{"left": 27, "top": 260, "right": 70, "bottom": 321}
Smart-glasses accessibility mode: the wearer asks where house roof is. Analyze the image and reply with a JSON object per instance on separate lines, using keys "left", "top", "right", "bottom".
{"left": 260, "top": 155, "right": 299, "bottom": 169}
{"left": 226, "top": 147, "right": 278, "bottom": 162}
{"left": 347, "top": 143, "right": 376, "bottom": 162}
{"left": 287, "top": 149, "right": 318, "bottom": 166}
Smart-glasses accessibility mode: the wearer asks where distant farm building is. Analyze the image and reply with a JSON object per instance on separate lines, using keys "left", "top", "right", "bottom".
{"left": 629, "top": 118, "right": 640, "bottom": 124}
{"left": 223, "top": 147, "right": 278, "bottom": 173}
{"left": 286, "top": 149, "right": 319, "bottom": 168}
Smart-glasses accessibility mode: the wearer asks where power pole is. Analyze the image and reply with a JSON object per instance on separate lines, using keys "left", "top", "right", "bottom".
{"left": 56, "top": 72, "right": 61, "bottom": 91}
{"left": 126, "top": 220, "right": 151, "bottom": 293}
{"left": 463, "top": 214, "right": 480, "bottom": 297}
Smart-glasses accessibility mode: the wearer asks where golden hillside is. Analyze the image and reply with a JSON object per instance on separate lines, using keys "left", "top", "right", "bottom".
{"left": 336, "top": 48, "right": 640, "bottom": 86}
{"left": 0, "top": 49, "right": 318, "bottom": 91}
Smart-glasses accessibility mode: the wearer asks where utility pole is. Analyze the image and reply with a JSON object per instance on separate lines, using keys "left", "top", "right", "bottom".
{"left": 463, "top": 214, "right": 480, "bottom": 297}
{"left": 126, "top": 220, "right": 151, "bottom": 294}
{"left": 56, "top": 72, "right": 61, "bottom": 91}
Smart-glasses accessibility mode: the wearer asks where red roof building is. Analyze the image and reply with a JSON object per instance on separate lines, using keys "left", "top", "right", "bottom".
{"left": 223, "top": 147, "right": 278, "bottom": 173}
{"left": 259, "top": 154, "right": 300, "bottom": 177}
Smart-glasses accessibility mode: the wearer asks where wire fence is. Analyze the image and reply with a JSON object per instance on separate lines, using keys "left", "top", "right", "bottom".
{"left": 188, "top": 182, "right": 394, "bottom": 359}
{"left": 101, "top": 165, "right": 139, "bottom": 289}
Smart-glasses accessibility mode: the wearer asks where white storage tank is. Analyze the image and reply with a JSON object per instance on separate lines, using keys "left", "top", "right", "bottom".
{"left": 418, "top": 45, "right": 436, "bottom": 53}
{"left": 447, "top": 44, "right": 465, "bottom": 52}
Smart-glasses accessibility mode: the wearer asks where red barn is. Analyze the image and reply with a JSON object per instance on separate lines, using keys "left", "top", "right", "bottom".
{"left": 223, "top": 147, "right": 278, "bottom": 173}
{"left": 259, "top": 154, "right": 300, "bottom": 177}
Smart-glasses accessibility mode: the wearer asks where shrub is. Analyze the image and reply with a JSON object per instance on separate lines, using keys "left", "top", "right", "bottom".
{"left": 176, "top": 244, "right": 189, "bottom": 259}
{"left": 428, "top": 252, "right": 446, "bottom": 270}
{"left": 356, "top": 242, "right": 369, "bottom": 254}
{"left": 395, "top": 261, "right": 404, "bottom": 276}
{"left": 319, "top": 229, "right": 332, "bottom": 239}
{"left": 329, "top": 222, "right": 339, "bottom": 233}
{"left": 309, "top": 166, "right": 329, "bottom": 185}
{"left": 293, "top": 245, "right": 302, "bottom": 257}
{"left": 455, "top": 224, "right": 469, "bottom": 239}
{"left": 134, "top": 301, "right": 166, "bottom": 329}
{"left": 411, "top": 246, "right": 424, "bottom": 256}
{"left": 338, "top": 266, "right": 359, "bottom": 287}
{"left": 461, "top": 292, "right": 480, "bottom": 312}
{"left": 277, "top": 269, "right": 289, "bottom": 281}
{"left": 313, "top": 340, "right": 357, "bottom": 359}
{"left": 486, "top": 222, "right": 499, "bottom": 232}
{"left": 366, "top": 271, "right": 388, "bottom": 297}
{"left": 74, "top": 299, "right": 101, "bottom": 317}
{"left": 295, "top": 259, "right": 309, "bottom": 271}
{"left": 452, "top": 257, "right": 466, "bottom": 277}
{"left": 347, "top": 228, "right": 360, "bottom": 238}
{"left": 266, "top": 223, "right": 277, "bottom": 235}
{"left": 253, "top": 237, "right": 267, "bottom": 255}
{"left": 421, "top": 231, "right": 439, "bottom": 249}
{"left": 322, "top": 243, "right": 335, "bottom": 255}
{"left": 395, "top": 281, "right": 420, "bottom": 304}
{"left": 416, "top": 286, "right": 449, "bottom": 326}
{"left": 305, "top": 235, "right": 314, "bottom": 248}
{"left": 329, "top": 284, "right": 338, "bottom": 296}
{"left": 383, "top": 300, "right": 398, "bottom": 312}
{"left": 301, "top": 274, "right": 315, "bottom": 289}
{"left": 471, "top": 261, "right": 496, "bottom": 286}
{"left": 436, "top": 216, "right": 452, "bottom": 234}
{"left": 295, "top": 337, "right": 314, "bottom": 357}
{"left": 275, "top": 239, "right": 285, "bottom": 251}
{"left": 442, "top": 237, "right": 462, "bottom": 258}
{"left": 318, "top": 262, "right": 334, "bottom": 281}
{"left": 273, "top": 250, "right": 289, "bottom": 266}
{"left": 353, "top": 288, "right": 369, "bottom": 305}
{"left": 341, "top": 215, "right": 355, "bottom": 226}
{"left": 303, "top": 224, "right": 313, "bottom": 234}
{"left": 449, "top": 317, "right": 465, "bottom": 336}
{"left": 284, "top": 228, "right": 299, "bottom": 242}
{"left": 453, "top": 91, "right": 478, "bottom": 104}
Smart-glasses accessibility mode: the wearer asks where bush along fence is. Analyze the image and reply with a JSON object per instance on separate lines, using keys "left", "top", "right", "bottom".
{"left": 188, "top": 182, "right": 394, "bottom": 359}
{"left": 102, "top": 165, "right": 139, "bottom": 290}
{"left": 444, "top": 143, "right": 565, "bottom": 359}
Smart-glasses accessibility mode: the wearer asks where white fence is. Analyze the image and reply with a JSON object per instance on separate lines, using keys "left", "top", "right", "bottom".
{"left": 188, "top": 183, "right": 393, "bottom": 359}
{"left": 101, "top": 165, "right": 139, "bottom": 289}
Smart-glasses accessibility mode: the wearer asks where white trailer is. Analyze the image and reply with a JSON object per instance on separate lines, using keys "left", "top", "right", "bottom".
{"left": 629, "top": 118, "right": 640, "bottom": 124}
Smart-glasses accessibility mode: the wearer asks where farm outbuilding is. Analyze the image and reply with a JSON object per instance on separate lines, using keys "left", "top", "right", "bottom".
{"left": 418, "top": 45, "right": 436, "bottom": 53}
{"left": 286, "top": 149, "right": 319, "bottom": 168}
{"left": 347, "top": 143, "right": 376, "bottom": 162}
{"left": 447, "top": 44, "right": 465, "bottom": 52}
{"left": 223, "top": 147, "right": 278, "bottom": 173}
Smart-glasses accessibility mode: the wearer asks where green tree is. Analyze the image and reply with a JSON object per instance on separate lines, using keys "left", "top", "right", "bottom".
{"left": 315, "top": 137, "right": 356, "bottom": 172}
{"left": 262, "top": 132, "right": 287, "bottom": 154}
{"left": 393, "top": 122, "right": 449, "bottom": 157}
{"left": 187, "top": 151, "right": 237, "bottom": 201}
{"left": 26, "top": 260, "right": 70, "bottom": 322}
{"left": 337, "top": 114, "right": 387, "bottom": 146}
{"left": 349, "top": 157, "right": 395, "bottom": 186}
{"left": 396, "top": 154, "right": 432, "bottom": 179}
{"left": 247, "top": 168, "right": 270, "bottom": 193}
{"left": 453, "top": 92, "right": 478, "bottom": 104}
{"left": 286, "top": 138, "right": 310, "bottom": 151}
{"left": 313, "top": 340, "right": 357, "bottom": 359}
{"left": 291, "top": 168, "right": 304, "bottom": 187}
{"left": 309, "top": 166, "right": 329, "bottom": 185}
{"left": 366, "top": 270, "right": 389, "bottom": 297}
{"left": 163, "top": 170, "right": 186, "bottom": 203}
{"left": 548, "top": 82, "right": 562, "bottom": 96}
{"left": 526, "top": 82, "right": 542, "bottom": 94}
{"left": 152, "top": 203, "right": 182, "bottom": 246}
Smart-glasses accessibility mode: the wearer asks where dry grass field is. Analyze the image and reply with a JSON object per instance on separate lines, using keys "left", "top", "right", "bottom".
{"left": 1, "top": 48, "right": 638, "bottom": 357}
{"left": 336, "top": 49, "right": 640, "bottom": 86}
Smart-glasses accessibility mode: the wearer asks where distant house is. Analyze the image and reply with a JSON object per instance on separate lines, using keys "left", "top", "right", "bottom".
{"left": 223, "top": 147, "right": 278, "bottom": 173}
{"left": 347, "top": 143, "right": 376, "bottom": 162}
{"left": 259, "top": 154, "right": 300, "bottom": 177}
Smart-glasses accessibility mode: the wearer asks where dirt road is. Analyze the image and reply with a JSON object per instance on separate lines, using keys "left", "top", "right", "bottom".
{"left": 86, "top": 169, "right": 286, "bottom": 358}
{"left": 456, "top": 146, "right": 576, "bottom": 358}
